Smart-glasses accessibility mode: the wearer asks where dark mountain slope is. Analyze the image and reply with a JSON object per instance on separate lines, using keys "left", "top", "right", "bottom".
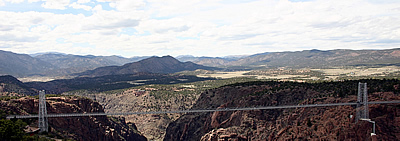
{"left": 25, "top": 73, "right": 214, "bottom": 94}
{"left": 0, "top": 75, "right": 37, "bottom": 95}
{"left": 0, "top": 50, "right": 55, "bottom": 77}
{"left": 1, "top": 73, "right": 213, "bottom": 96}
{"left": 78, "top": 56, "right": 218, "bottom": 77}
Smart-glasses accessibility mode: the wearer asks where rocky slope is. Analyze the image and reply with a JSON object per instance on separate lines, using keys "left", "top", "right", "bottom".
{"left": 164, "top": 80, "right": 400, "bottom": 141}
{"left": 68, "top": 77, "right": 259, "bottom": 140}
{"left": 0, "top": 96, "right": 147, "bottom": 141}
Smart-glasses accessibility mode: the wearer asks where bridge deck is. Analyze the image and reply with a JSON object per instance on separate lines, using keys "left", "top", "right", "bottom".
{"left": 6, "top": 101, "right": 400, "bottom": 119}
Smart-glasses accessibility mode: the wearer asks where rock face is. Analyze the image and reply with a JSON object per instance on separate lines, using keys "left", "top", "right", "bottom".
{"left": 164, "top": 80, "right": 400, "bottom": 141}
{"left": 1, "top": 96, "right": 147, "bottom": 141}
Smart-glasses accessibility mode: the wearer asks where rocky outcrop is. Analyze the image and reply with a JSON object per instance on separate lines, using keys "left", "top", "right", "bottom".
{"left": 164, "top": 80, "right": 400, "bottom": 141}
{"left": 1, "top": 96, "right": 147, "bottom": 141}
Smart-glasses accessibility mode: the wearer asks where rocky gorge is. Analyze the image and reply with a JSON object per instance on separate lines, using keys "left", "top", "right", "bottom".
{"left": 164, "top": 80, "right": 400, "bottom": 140}
{"left": 0, "top": 96, "right": 147, "bottom": 141}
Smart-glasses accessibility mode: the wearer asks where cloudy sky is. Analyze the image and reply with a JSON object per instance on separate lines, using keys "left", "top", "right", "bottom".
{"left": 0, "top": 0, "right": 399, "bottom": 57}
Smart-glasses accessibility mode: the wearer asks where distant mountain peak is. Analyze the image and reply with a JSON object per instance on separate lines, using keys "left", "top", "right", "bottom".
{"left": 140, "top": 55, "right": 180, "bottom": 63}
{"left": 78, "top": 55, "right": 217, "bottom": 77}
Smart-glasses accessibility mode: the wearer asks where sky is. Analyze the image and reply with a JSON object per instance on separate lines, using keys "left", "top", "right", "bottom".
{"left": 0, "top": 0, "right": 399, "bottom": 57}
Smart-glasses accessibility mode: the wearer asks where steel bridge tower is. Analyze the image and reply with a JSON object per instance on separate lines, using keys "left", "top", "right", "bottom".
{"left": 356, "top": 82, "right": 368, "bottom": 122}
{"left": 38, "top": 90, "right": 48, "bottom": 132}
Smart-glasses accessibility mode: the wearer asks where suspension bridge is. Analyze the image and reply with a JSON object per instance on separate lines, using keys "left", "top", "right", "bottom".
{"left": 7, "top": 101, "right": 400, "bottom": 119}
{"left": 6, "top": 83, "right": 400, "bottom": 136}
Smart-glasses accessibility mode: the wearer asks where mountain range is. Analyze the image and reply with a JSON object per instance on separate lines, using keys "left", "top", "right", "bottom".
{"left": 1, "top": 48, "right": 400, "bottom": 77}
{"left": 189, "top": 49, "right": 400, "bottom": 68}
{"left": 33, "top": 53, "right": 151, "bottom": 76}
{"left": 0, "top": 50, "right": 154, "bottom": 77}
{"left": 77, "top": 55, "right": 217, "bottom": 77}
{"left": 175, "top": 55, "right": 247, "bottom": 67}
{"left": 0, "top": 55, "right": 217, "bottom": 94}
{"left": 0, "top": 50, "right": 54, "bottom": 77}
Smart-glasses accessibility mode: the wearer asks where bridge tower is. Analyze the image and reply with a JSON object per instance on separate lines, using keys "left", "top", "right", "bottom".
{"left": 356, "top": 82, "right": 368, "bottom": 122}
{"left": 38, "top": 90, "right": 48, "bottom": 132}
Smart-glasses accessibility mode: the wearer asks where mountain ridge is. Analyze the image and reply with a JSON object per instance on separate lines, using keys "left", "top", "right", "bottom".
{"left": 224, "top": 48, "right": 400, "bottom": 68}
{"left": 0, "top": 50, "right": 55, "bottom": 77}
{"left": 33, "top": 53, "right": 151, "bottom": 76}
{"left": 77, "top": 55, "right": 218, "bottom": 77}
{"left": 2, "top": 48, "right": 400, "bottom": 77}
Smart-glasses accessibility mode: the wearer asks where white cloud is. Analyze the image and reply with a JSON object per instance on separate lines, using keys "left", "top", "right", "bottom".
{"left": 0, "top": 34, "right": 39, "bottom": 42}
{"left": 27, "top": 0, "right": 40, "bottom": 3}
{"left": 77, "top": 0, "right": 90, "bottom": 3}
{"left": 92, "top": 4, "right": 102, "bottom": 11}
{"left": 1, "top": 0, "right": 400, "bottom": 57}
{"left": 138, "top": 18, "right": 192, "bottom": 34}
{"left": 41, "top": 0, "right": 70, "bottom": 10}
{"left": 96, "top": 0, "right": 114, "bottom": 2}
{"left": 109, "top": 0, "right": 146, "bottom": 11}
{"left": 4, "top": 0, "right": 24, "bottom": 3}
{"left": 0, "top": 0, "right": 5, "bottom": 6}
{"left": 69, "top": 2, "right": 92, "bottom": 11}
{"left": 29, "top": 25, "right": 52, "bottom": 33}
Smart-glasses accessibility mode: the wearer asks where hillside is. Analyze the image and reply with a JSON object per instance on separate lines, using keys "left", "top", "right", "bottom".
{"left": 164, "top": 80, "right": 400, "bottom": 140}
{"left": 0, "top": 50, "right": 151, "bottom": 77}
{"left": 224, "top": 49, "right": 400, "bottom": 68}
{"left": 78, "top": 56, "right": 218, "bottom": 77}
{"left": 0, "top": 75, "right": 37, "bottom": 96}
{"left": 34, "top": 53, "right": 150, "bottom": 76}
{"left": 0, "top": 50, "right": 55, "bottom": 77}
{"left": 1, "top": 72, "right": 214, "bottom": 95}
{"left": 0, "top": 96, "right": 147, "bottom": 140}
{"left": 176, "top": 55, "right": 243, "bottom": 67}
{"left": 25, "top": 73, "right": 213, "bottom": 94}
{"left": 178, "top": 49, "right": 400, "bottom": 68}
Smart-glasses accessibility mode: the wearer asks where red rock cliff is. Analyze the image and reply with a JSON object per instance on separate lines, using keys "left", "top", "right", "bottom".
{"left": 164, "top": 80, "right": 400, "bottom": 141}
{"left": 1, "top": 96, "right": 147, "bottom": 141}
